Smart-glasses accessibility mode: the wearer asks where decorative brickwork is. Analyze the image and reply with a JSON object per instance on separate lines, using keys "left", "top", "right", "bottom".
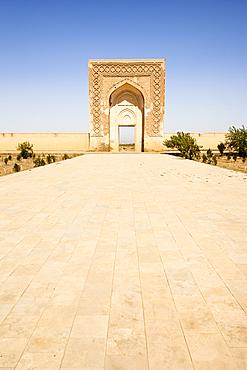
{"left": 88, "top": 59, "right": 165, "bottom": 151}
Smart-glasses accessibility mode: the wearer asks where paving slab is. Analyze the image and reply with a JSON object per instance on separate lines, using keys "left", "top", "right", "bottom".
{"left": 0, "top": 153, "right": 247, "bottom": 369}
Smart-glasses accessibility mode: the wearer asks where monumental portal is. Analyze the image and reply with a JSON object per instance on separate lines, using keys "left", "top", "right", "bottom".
{"left": 89, "top": 59, "right": 165, "bottom": 152}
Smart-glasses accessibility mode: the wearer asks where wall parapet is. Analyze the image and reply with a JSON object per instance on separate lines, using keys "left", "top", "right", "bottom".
{"left": 0, "top": 132, "right": 226, "bottom": 152}
{"left": 0, "top": 133, "right": 90, "bottom": 152}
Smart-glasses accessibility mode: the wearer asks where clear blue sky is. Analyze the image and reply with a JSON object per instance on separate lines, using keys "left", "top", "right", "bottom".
{"left": 0, "top": 0, "right": 246, "bottom": 134}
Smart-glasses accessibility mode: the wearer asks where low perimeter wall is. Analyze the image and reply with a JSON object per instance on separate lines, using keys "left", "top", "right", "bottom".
{"left": 0, "top": 133, "right": 90, "bottom": 152}
{"left": 163, "top": 133, "right": 226, "bottom": 151}
{"left": 0, "top": 132, "right": 225, "bottom": 152}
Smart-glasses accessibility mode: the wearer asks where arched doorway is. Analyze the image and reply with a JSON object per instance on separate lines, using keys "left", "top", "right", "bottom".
{"left": 109, "top": 83, "right": 144, "bottom": 152}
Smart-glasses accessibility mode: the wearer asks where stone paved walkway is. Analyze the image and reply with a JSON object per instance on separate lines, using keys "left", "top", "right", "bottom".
{"left": 0, "top": 154, "right": 247, "bottom": 369}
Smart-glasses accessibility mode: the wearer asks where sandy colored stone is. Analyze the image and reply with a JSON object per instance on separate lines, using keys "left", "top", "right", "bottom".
{"left": 148, "top": 343, "right": 193, "bottom": 370}
{"left": 81, "top": 282, "right": 112, "bottom": 298}
{"left": 169, "top": 279, "right": 201, "bottom": 295}
{"left": 71, "top": 315, "right": 108, "bottom": 338}
{"left": 77, "top": 297, "right": 111, "bottom": 316}
{"left": 15, "top": 352, "right": 64, "bottom": 370}
{"left": 105, "top": 355, "right": 148, "bottom": 370}
{"left": 61, "top": 368, "right": 103, "bottom": 370}
{"left": 0, "top": 304, "right": 14, "bottom": 325}
{"left": 10, "top": 298, "right": 48, "bottom": 316}
{"left": 0, "top": 316, "right": 38, "bottom": 337}
{"left": 218, "top": 321, "right": 247, "bottom": 347}
{"left": 37, "top": 306, "right": 77, "bottom": 327}
{"left": 0, "top": 338, "right": 28, "bottom": 367}
{"left": 141, "top": 282, "right": 171, "bottom": 301}
{"left": 106, "top": 327, "right": 146, "bottom": 355}
{"left": 48, "top": 289, "right": 81, "bottom": 306}
{"left": 173, "top": 294, "right": 208, "bottom": 311}
{"left": 61, "top": 338, "right": 106, "bottom": 368}
{"left": 179, "top": 310, "right": 219, "bottom": 334}
{"left": 1, "top": 154, "right": 247, "bottom": 369}
{"left": 11, "top": 264, "right": 42, "bottom": 277}
{"left": 88, "top": 59, "right": 165, "bottom": 152}
{"left": 143, "top": 300, "right": 177, "bottom": 320}
{"left": 22, "top": 282, "right": 56, "bottom": 298}
{"left": 230, "top": 348, "right": 247, "bottom": 370}
{"left": 186, "top": 333, "right": 237, "bottom": 365}
{"left": 26, "top": 326, "right": 70, "bottom": 353}
{"left": 145, "top": 319, "right": 184, "bottom": 344}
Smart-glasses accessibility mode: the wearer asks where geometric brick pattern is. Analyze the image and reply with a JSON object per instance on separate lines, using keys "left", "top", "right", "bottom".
{"left": 89, "top": 60, "right": 165, "bottom": 136}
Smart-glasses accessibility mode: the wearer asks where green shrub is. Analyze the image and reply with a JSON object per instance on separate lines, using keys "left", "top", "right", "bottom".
{"left": 46, "top": 154, "right": 52, "bottom": 164}
{"left": 207, "top": 148, "right": 213, "bottom": 158}
{"left": 62, "top": 153, "right": 69, "bottom": 160}
{"left": 33, "top": 156, "right": 46, "bottom": 167}
{"left": 4, "top": 157, "right": 8, "bottom": 165}
{"left": 163, "top": 132, "right": 201, "bottom": 160}
{"left": 217, "top": 142, "right": 226, "bottom": 156}
{"left": 13, "top": 163, "right": 21, "bottom": 172}
{"left": 8, "top": 155, "right": 12, "bottom": 160}
{"left": 17, "top": 154, "right": 22, "bottom": 161}
{"left": 17, "top": 141, "right": 33, "bottom": 159}
{"left": 225, "top": 125, "right": 247, "bottom": 159}
{"left": 212, "top": 155, "right": 217, "bottom": 165}
{"left": 202, "top": 154, "right": 207, "bottom": 163}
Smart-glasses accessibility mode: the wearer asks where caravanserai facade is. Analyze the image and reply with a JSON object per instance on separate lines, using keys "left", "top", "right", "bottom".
{"left": 88, "top": 59, "right": 165, "bottom": 152}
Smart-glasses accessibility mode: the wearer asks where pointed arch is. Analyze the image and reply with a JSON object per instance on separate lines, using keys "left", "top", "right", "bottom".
{"left": 108, "top": 80, "right": 144, "bottom": 152}
{"left": 106, "top": 78, "right": 148, "bottom": 109}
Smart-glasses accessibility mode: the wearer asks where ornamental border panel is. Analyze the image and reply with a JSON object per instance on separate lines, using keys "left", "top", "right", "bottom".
{"left": 90, "top": 61, "right": 164, "bottom": 136}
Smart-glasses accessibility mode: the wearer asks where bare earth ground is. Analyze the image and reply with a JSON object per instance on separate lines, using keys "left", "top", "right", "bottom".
{"left": 119, "top": 144, "right": 135, "bottom": 152}
{"left": 0, "top": 153, "right": 247, "bottom": 369}
{"left": 214, "top": 156, "right": 247, "bottom": 173}
{"left": 0, "top": 153, "right": 81, "bottom": 177}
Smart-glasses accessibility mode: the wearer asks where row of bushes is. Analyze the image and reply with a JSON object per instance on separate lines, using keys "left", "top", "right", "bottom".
{"left": 163, "top": 125, "right": 247, "bottom": 164}
{"left": 217, "top": 142, "right": 246, "bottom": 162}
{"left": 202, "top": 149, "right": 217, "bottom": 165}
{"left": 2, "top": 142, "right": 70, "bottom": 173}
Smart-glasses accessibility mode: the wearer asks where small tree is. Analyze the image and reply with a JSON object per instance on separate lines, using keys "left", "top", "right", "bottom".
{"left": 212, "top": 155, "right": 217, "bottom": 165}
{"left": 17, "top": 141, "right": 33, "bottom": 159}
{"left": 13, "top": 163, "right": 21, "bottom": 172}
{"left": 62, "top": 153, "right": 69, "bottom": 160}
{"left": 217, "top": 142, "right": 226, "bottom": 156}
{"left": 163, "top": 132, "right": 201, "bottom": 160}
{"left": 4, "top": 157, "right": 8, "bottom": 165}
{"left": 206, "top": 148, "right": 213, "bottom": 164}
{"left": 225, "top": 125, "right": 247, "bottom": 159}
{"left": 46, "top": 154, "right": 52, "bottom": 164}
{"left": 207, "top": 148, "right": 213, "bottom": 158}
{"left": 202, "top": 153, "right": 207, "bottom": 163}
